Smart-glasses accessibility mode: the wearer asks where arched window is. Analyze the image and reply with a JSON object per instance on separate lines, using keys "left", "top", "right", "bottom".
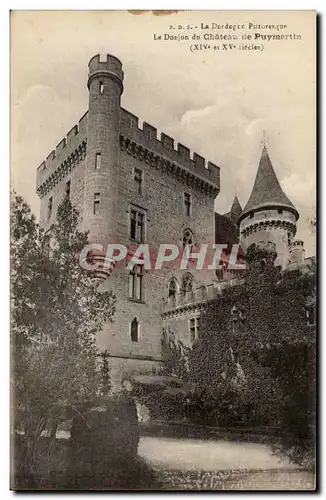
{"left": 182, "top": 228, "right": 193, "bottom": 248}
{"left": 181, "top": 273, "right": 193, "bottom": 294}
{"left": 168, "top": 278, "right": 178, "bottom": 298}
{"left": 131, "top": 317, "right": 139, "bottom": 342}
{"left": 197, "top": 285, "right": 207, "bottom": 300}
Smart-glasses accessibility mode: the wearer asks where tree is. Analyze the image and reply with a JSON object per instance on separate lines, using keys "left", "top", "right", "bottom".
{"left": 99, "top": 350, "right": 112, "bottom": 397}
{"left": 11, "top": 192, "right": 116, "bottom": 482}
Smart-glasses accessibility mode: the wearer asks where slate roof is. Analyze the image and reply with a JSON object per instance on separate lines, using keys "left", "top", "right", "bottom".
{"left": 224, "top": 195, "right": 242, "bottom": 224}
{"left": 239, "top": 146, "right": 298, "bottom": 222}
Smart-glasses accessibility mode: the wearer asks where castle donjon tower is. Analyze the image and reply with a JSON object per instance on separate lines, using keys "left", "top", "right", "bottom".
{"left": 36, "top": 53, "right": 220, "bottom": 389}
{"left": 85, "top": 54, "right": 124, "bottom": 248}
{"left": 238, "top": 146, "right": 299, "bottom": 269}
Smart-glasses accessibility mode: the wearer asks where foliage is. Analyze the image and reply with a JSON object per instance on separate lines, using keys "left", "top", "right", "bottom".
{"left": 99, "top": 350, "right": 112, "bottom": 397}
{"left": 160, "top": 244, "right": 316, "bottom": 466}
{"left": 11, "top": 192, "right": 116, "bottom": 482}
{"left": 161, "top": 329, "right": 190, "bottom": 380}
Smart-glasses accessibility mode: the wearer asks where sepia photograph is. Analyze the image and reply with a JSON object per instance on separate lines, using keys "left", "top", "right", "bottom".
{"left": 10, "top": 10, "right": 316, "bottom": 491}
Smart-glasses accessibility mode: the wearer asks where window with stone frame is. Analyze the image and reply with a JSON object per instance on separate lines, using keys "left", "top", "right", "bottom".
{"left": 129, "top": 264, "right": 144, "bottom": 301}
{"left": 189, "top": 316, "right": 200, "bottom": 343}
{"left": 134, "top": 168, "right": 143, "bottom": 195}
{"left": 130, "top": 209, "right": 145, "bottom": 242}
{"left": 95, "top": 153, "right": 102, "bottom": 170}
{"left": 181, "top": 273, "right": 193, "bottom": 294}
{"left": 130, "top": 317, "right": 139, "bottom": 342}
{"left": 47, "top": 197, "right": 53, "bottom": 220}
{"left": 182, "top": 228, "right": 193, "bottom": 249}
{"left": 184, "top": 192, "right": 192, "bottom": 216}
{"left": 65, "top": 180, "right": 71, "bottom": 199}
{"left": 168, "top": 278, "right": 178, "bottom": 298}
{"left": 93, "top": 193, "right": 100, "bottom": 215}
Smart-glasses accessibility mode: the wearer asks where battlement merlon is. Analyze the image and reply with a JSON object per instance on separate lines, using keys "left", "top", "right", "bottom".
{"left": 88, "top": 53, "right": 124, "bottom": 93}
{"left": 120, "top": 108, "right": 220, "bottom": 188}
{"left": 36, "top": 112, "right": 88, "bottom": 192}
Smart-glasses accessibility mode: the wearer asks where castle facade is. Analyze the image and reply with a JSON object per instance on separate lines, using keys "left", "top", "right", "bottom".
{"left": 36, "top": 53, "right": 307, "bottom": 389}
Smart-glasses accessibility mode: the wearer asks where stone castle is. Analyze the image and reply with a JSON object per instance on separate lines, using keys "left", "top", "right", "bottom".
{"left": 36, "top": 53, "right": 308, "bottom": 389}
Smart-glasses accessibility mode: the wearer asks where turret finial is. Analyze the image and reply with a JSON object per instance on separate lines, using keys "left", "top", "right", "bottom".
{"left": 261, "top": 130, "right": 268, "bottom": 149}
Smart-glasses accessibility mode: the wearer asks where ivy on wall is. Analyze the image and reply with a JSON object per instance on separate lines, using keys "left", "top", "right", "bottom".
{"left": 160, "top": 244, "right": 316, "bottom": 466}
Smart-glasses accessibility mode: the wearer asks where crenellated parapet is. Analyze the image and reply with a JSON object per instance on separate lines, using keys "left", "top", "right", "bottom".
{"left": 162, "top": 277, "right": 243, "bottom": 318}
{"left": 36, "top": 96, "right": 220, "bottom": 200}
{"left": 120, "top": 108, "right": 220, "bottom": 196}
{"left": 36, "top": 112, "right": 88, "bottom": 197}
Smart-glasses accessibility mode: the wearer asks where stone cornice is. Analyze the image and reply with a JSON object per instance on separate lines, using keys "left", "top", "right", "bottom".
{"left": 240, "top": 218, "right": 296, "bottom": 239}
{"left": 120, "top": 135, "right": 220, "bottom": 198}
{"left": 162, "top": 299, "right": 211, "bottom": 319}
{"left": 36, "top": 140, "right": 87, "bottom": 198}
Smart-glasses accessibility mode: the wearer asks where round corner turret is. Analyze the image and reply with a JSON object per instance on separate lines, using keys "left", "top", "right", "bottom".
{"left": 87, "top": 53, "right": 124, "bottom": 92}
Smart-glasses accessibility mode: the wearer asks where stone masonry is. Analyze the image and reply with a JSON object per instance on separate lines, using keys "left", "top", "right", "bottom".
{"left": 36, "top": 54, "right": 220, "bottom": 389}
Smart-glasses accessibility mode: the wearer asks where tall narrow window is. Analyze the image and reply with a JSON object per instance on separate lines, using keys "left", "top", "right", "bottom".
{"left": 130, "top": 209, "right": 145, "bottom": 242}
{"left": 168, "top": 278, "right": 178, "bottom": 298}
{"left": 181, "top": 273, "right": 193, "bottom": 294}
{"left": 47, "top": 197, "right": 53, "bottom": 220}
{"left": 129, "top": 265, "right": 144, "bottom": 301}
{"left": 93, "top": 193, "right": 100, "bottom": 215}
{"left": 65, "top": 180, "right": 71, "bottom": 199}
{"left": 99, "top": 82, "right": 104, "bottom": 94}
{"left": 95, "top": 153, "right": 101, "bottom": 170}
{"left": 131, "top": 317, "right": 139, "bottom": 342}
{"left": 184, "top": 192, "right": 192, "bottom": 216}
{"left": 134, "top": 168, "right": 143, "bottom": 194}
{"left": 189, "top": 316, "right": 200, "bottom": 343}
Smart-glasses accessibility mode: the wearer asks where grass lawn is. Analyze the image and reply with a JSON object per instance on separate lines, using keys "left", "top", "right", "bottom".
{"left": 157, "top": 468, "right": 315, "bottom": 491}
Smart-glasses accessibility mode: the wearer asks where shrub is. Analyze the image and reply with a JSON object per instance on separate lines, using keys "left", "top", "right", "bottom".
{"left": 12, "top": 394, "right": 144, "bottom": 490}
{"left": 64, "top": 393, "right": 140, "bottom": 489}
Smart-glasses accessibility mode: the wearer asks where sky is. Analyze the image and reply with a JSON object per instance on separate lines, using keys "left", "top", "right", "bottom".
{"left": 10, "top": 10, "right": 316, "bottom": 256}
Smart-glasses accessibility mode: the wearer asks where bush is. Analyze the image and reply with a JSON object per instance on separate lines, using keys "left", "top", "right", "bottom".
{"left": 64, "top": 393, "right": 140, "bottom": 489}
{"left": 12, "top": 394, "right": 145, "bottom": 490}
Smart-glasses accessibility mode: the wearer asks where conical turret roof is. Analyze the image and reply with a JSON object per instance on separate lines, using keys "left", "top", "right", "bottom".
{"left": 224, "top": 195, "right": 242, "bottom": 224}
{"left": 239, "top": 146, "right": 299, "bottom": 222}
